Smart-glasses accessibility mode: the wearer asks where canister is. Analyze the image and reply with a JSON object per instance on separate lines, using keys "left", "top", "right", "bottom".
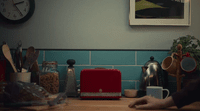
{"left": 40, "top": 61, "right": 59, "bottom": 94}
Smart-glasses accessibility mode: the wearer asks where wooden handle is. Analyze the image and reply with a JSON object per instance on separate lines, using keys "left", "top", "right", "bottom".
{"left": 31, "top": 60, "right": 40, "bottom": 72}
{"left": 19, "top": 52, "right": 23, "bottom": 69}
{"left": 2, "top": 44, "right": 17, "bottom": 73}
{"left": 10, "top": 60, "right": 17, "bottom": 73}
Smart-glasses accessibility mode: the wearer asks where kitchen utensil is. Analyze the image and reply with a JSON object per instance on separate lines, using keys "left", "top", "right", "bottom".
{"left": 26, "top": 46, "right": 40, "bottom": 84}
{"left": 15, "top": 49, "right": 20, "bottom": 72}
{"left": 146, "top": 86, "right": 169, "bottom": 99}
{"left": 18, "top": 42, "right": 23, "bottom": 71}
{"left": 139, "top": 56, "right": 164, "bottom": 91}
{"left": 27, "top": 46, "right": 40, "bottom": 84}
{"left": 28, "top": 47, "right": 40, "bottom": 72}
{"left": 14, "top": 41, "right": 23, "bottom": 72}
{"left": 65, "top": 59, "right": 78, "bottom": 97}
{"left": 2, "top": 44, "right": 17, "bottom": 73}
{"left": 10, "top": 72, "right": 31, "bottom": 83}
{"left": 25, "top": 46, "right": 35, "bottom": 71}
{"left": 26, "top": 46, "right": 35, "bottom": 58}
{"left": 80, "top": 69, "right": 121, "bottom": 99}
{"left": 137, "top": 56, "right": 167, "bottom": 98}
{"left": 22, "top": 50, "right": 40, "bottom": 72}
{"left": 161, "top": 53, "right": 177, "bottom": 74}
{"left": 124, "top": 89, "right": 137, "bottom": 98}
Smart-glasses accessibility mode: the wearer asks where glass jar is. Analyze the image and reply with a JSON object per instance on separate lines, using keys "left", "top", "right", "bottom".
{"left": 40, "top": 61, "right": 59, "bottom": 94}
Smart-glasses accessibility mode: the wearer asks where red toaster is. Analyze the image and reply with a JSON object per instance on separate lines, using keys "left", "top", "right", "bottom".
{"left": 80, "top": 69, "right": 121, "bottom": 99}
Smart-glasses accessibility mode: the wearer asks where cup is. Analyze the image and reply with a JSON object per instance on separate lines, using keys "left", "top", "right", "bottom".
{"left": 181, "top": 56, "right": 197, "bottom": 73}
{"left": 10, "top": 72, "right": 31, "bottom": 83}
{"left": 146, "top": 86, "right": 169, "bottom": 99}
{"left": 161, "top": 53, "right": 177, "bottom": 74}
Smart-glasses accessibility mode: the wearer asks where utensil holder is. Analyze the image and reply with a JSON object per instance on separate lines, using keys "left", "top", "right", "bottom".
{"left": 10, "top": 72, "right": 31, "bottom": 83}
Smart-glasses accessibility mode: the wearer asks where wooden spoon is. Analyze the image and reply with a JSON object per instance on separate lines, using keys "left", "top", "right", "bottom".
{"left": 27, "top": 46, "right": 40, "bottom": 72}
{"left": 2, "top": 44, "right": 17, "bottom": 73}
{"left": 26, "top": 46, "right": 40, "bottom": 84}
{"left": 26, "top": 46, "right": 35, "bottom": 58}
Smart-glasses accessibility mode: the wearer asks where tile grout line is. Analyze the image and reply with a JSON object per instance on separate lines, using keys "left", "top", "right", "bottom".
{"left": 135, "top": 81, "right": 137, "bottom": 89}
{"left": 135, "top": 51, "right": 137, "bottom": 65}
{"left": 60, "top": 80, "right": 140, "bottom": 82}
{"left": 75, "top": 65, "right": 143, "bottom": 66}
{"left": 43, "top": 51, "right": 45, "bottom": 61}
{"left": 89, "top": 51, "right": 91, "bottom": 65}
{"left": 56, "top": 64, "right": 143, "bottom": 66}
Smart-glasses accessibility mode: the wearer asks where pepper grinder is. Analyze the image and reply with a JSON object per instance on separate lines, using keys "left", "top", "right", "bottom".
{"left": 65, "top": 59, "right": 78, "bottom": 97}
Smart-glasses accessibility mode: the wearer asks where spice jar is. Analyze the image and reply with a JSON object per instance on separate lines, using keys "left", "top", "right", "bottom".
{"left": 40, "top": 61, "right": 59, "bottom": 94}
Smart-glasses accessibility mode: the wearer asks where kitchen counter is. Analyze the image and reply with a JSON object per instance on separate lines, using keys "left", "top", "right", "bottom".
{"left": 1, "top": 97, "right": 200, "bottom": 111}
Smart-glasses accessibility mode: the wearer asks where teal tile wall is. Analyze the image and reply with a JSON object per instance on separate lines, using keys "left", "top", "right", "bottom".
{"left": 114, "top": 66, "right": 141, "bottom": 80}
{"left": 41, "top": 50, "right": 178, "bottom": 95}
{"left": 45, "top": 51, "right": 89, "bottom": 65}
{"left": 91, "top": 51, "right": 135, "bottom": 65}
{"left": 2, "top": 50, "right": 188, "bottom": 96}
{"left": 137, "top": 51, "right": 169, "bottom": 65}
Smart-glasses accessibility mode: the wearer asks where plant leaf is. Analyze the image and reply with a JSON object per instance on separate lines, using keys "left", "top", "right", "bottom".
{"left": 192, "top": 44, "right": 198, "bottom": 49}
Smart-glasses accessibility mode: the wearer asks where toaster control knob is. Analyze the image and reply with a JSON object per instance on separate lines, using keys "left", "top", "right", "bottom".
{"left": 67, "top": 59, "right": 75, "bottom": 68}
{"left": 99, "top": 89, "right": 102, "bottom": 93}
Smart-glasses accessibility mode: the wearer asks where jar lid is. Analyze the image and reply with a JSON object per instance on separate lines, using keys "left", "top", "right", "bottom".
{"left": 42, "top": 61, "right": 57, "bottom": 65}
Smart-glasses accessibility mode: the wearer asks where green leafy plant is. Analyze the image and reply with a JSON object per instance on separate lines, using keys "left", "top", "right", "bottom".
{"left": 169, "top": 35, "right": 200, "bottom": 70}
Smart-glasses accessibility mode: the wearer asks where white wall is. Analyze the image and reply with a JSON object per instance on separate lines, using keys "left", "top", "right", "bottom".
{"left": 0, "top": 0, "right": 200, "bottom": 50}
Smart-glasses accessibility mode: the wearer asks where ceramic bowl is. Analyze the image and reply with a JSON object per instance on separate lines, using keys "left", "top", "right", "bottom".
{"left": 124, "top": 89, "right": 138, "bottom": 98}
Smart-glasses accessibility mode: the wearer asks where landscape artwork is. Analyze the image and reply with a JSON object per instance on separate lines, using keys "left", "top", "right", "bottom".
{"left": 135, "top": 0, "right": 184, "bottom": 19}
{"left": 129, "top": 0, "right": 191, "bottom": 26}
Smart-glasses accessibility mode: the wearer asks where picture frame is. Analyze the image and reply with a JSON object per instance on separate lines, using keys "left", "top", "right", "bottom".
{"left": 129, "top": 0, "right": 191, "bottom": 26}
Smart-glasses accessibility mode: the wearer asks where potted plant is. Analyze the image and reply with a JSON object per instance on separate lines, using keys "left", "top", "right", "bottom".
{"left": 168, "top": 35, "right": 200, "bottom": 87}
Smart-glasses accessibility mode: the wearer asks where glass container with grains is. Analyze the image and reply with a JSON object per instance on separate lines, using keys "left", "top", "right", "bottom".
{"left": 40, "top": 61, "right": 59, "bottom": 94}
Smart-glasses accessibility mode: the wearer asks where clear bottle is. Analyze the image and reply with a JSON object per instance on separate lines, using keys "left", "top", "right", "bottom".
{"left": 40, "top": 61, "right": 59, "bottom": 94}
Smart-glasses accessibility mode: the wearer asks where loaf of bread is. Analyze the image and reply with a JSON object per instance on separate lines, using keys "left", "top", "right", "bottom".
{"left": 4, "top": 81, "right": 50, "bottom": 102}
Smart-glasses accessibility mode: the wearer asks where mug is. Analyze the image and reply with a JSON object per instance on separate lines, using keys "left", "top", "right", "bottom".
{"left": 161, "top": 53, "right": 177, "bottom": 74}
{"left": 181, "top": 53, "right": 197, "bottom": 73}
{"left": 146, "top": 86, "right": 170, "bottom": 99}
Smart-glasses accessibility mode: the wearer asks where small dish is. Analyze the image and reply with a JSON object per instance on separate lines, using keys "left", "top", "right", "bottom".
{"left": 124, "top": 89, "right": 138, "bottom": 98}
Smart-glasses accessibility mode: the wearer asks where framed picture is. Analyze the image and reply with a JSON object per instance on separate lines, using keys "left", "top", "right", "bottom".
{"left": 129, "top": 0, "right": 191, "bottom": 26}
